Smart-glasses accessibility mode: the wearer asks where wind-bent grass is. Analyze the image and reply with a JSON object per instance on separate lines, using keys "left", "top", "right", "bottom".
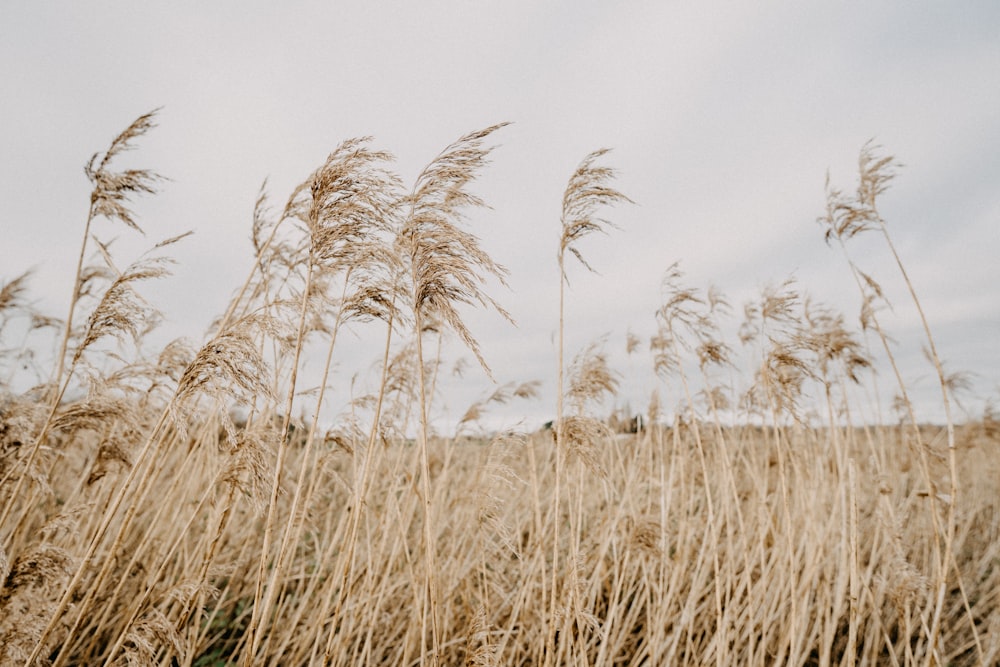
{"left": 552, "top": 148, "right": 631, "bottom": 666}
{"left": 398, "top": 123, "right": 512, "bottom": 665}
{"left": 0, "top": 117, "right": 995, "bottom": 667}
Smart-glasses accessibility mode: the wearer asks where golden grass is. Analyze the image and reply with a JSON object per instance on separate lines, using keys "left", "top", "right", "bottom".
{"left": 0, "top": 112, "right": 997, "bottom": 666}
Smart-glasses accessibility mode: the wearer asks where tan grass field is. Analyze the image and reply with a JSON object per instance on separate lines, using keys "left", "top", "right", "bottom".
{"left": 1, "top": 112, "right": 997, "bottom": 666}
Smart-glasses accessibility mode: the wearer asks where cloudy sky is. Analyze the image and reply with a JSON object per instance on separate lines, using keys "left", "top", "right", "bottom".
{"left": 3, "top": 2, "right": 998, "bottom": 431}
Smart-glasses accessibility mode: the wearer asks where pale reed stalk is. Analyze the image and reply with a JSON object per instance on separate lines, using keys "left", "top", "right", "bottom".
{"left": 398, "top": 123, "right": 512, "bottom": 664}
{"left": 549, "top": 148, "right": 630, "bottom": 665}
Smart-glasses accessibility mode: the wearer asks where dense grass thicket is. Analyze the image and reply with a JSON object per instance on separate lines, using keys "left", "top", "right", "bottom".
{"left": 1, "top": 111, "right": 997, "bottom": 666}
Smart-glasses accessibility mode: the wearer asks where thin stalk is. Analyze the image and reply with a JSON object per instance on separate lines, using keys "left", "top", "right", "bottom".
{"left": 178, "top": 483, "right": 238, "bottom": 667}
{"left": 413, "top": 306, "right": 441, "bottom": 666}
{"left": 51, "top": 421, "right": 191, "bottom": 667}
{"left": 52, "top": 203, "right": 96, "bottom": 393}
{"left": 24, "top": 408, "right": 172, "bottom": 666}
{"left": 262, "top": 271, "right": 352, "bottom": 654}
{"left": 834, "top": 240, "right": 945, "bottom": 581}
{"left": 873, "top": 220, "right": 965, "bottom": 657}
{"left": 242, "top": 257, "right": 315, "bottom": 665}
{"left": 673, "top": 343, "right": 725, "bottom": 667}
{"left": 102, "top": 452, "right": 218, "bottom": 665}
{"left": 217, "top": 209, "right": 289, "bottom": 333}
{"left": 847, "top": 460, "right": 859, "bottom": 667}
{"left": 0, "top": 202, "right": 96, "bottom": 536}
{"left": 322, "top": 305, "right": 397, "bottom": 664}
{"left": 544, "top": 256, "right": 566, "bottom": 667}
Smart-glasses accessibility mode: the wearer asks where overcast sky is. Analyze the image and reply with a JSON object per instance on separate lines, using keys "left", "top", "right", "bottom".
{"left": 3, "top": 2, "right": 998, "bottom": 431}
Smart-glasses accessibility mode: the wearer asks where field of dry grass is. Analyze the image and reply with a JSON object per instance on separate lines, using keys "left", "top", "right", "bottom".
{"left": 1, "top": 112, "right": 997, "bottom": 666}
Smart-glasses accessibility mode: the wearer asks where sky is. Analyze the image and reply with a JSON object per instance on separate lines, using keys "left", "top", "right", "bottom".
{"left": 2, "top": 2, "right": 999, "bottom": 432}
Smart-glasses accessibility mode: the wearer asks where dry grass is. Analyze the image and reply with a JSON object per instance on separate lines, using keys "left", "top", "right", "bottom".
{"left": 0, "top": 113, "right": 997, "bottom": 666}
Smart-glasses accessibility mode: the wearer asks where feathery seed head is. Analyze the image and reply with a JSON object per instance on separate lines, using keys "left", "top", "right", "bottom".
{"left": 0, "top": 271, "right": 32, "bottom": 317}
{"left": 306, "top": 137, "right": 401, "bottom": 270}
{"left": 401, "top": 123, "right": 513, "bottom": 377}
{"left": 819, "top": 141, "right": 900, "bottom": 245}
{"left": 559, "top": 415, "right": 609, "bottom": 477}
{"left": 559, "top": 148, "right": 632, "bottom": 278}
{"left": 85, "top": 109, "right": 164, "bottom": 233}
{"left": 175, "top": 319, "right": 275, "bottom": 412}
{"left": 567, "top": 340, "right": 620, "bottom": 409}
{"left": 73, "top": 253, "right": 174, "bottom": 364}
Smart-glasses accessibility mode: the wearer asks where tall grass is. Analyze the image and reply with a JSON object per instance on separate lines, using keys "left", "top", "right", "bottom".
{"left": 0, "top": 112, "right": 996, "bottom": 666}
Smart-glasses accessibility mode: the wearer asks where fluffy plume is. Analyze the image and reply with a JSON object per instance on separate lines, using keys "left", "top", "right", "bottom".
{"left": 84, "top": 109, "right": 165, "bottom": 233}
{"left": 566, "top": 341, "right": 619, "bottom": 410}
{"left": 174, "top": 317, "right": 275, "bottom": 410}
{"left": 400, "top": 123, "right": 513, "bottom": 376}
{"left": 72, "top": 253, "right": 173, "bottom": 364}
{"left": 0, "top": 271, "right": 32, "bottom": 322}
{"left": 559, "top": 148, "right": 633, "bottom": 278}
{"left": 820, "top": 141, "right": 899, "bottom": 245}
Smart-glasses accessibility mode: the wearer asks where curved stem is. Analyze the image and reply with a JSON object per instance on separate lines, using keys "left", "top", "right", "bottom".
{"left": 414, "top": 305, "right": 441, "bottom": 666}
{"left": 242, "top": 257, "right": 314, "bottom": 665}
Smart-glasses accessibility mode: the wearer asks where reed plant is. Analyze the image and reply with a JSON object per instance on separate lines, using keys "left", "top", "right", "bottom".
{"left": 550, "top": 149, "right": 631, "bottom": 665}
{"left": 0, "top": 115, "right": 995, "bottom": 666}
